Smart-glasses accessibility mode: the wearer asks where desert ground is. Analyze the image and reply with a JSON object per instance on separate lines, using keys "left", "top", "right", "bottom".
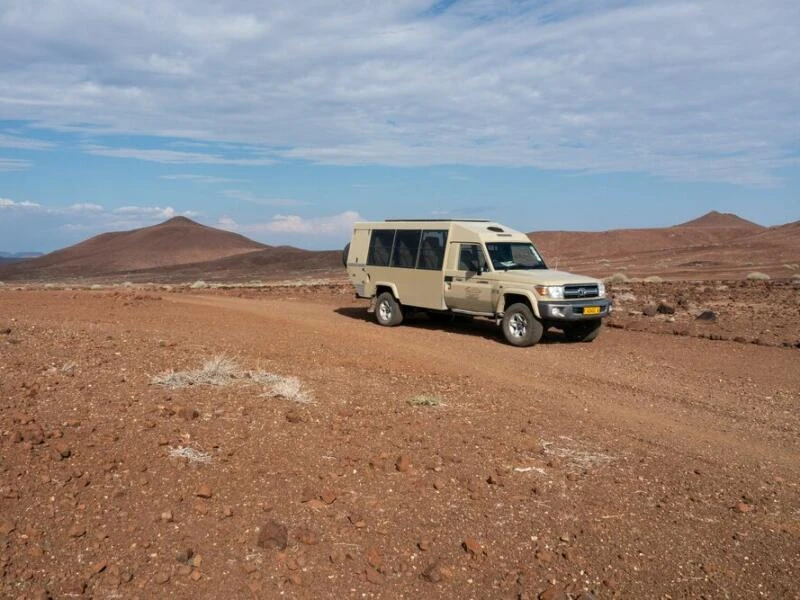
{"left": 1, "top": 281, "right": 798, "bottom": 600}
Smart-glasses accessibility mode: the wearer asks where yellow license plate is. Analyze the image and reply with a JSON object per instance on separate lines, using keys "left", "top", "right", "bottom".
{"left": 583, "top": 306, "right": 601, "bottom": 315}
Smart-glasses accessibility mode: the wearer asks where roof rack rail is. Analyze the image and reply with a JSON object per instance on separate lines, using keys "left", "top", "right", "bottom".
{"left": 384, "top": 218, "right": 490, "bottom": 223}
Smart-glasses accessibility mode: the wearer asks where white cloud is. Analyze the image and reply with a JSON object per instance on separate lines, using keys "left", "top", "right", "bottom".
{"left": 0, "top": 133, "right": 55, "bottom": 150}
{"left": 223, "top": 189, "right": 309, "bottom": 207}
{"left": 0, "top": 1, "right": 797, "bottom": 185}
{"left": 220, "top": 211, "right": 361, "bottom": 235}
{"left": 0, "top": 198, "right": 41, "bottom": 209}
{"left": 0, "top": 158, "right": 32, "bottom": 171}
{"left": 115, "top": 205, "right": 177, "bottom": 218}
{"left": 84, "top": 145, "right": 274, "bottom": 166}
{"left": 161, "top": 173, "right": 248, "bottom": 184}
{"left": 69, "top": 203, "right": 104, "bottom": 212}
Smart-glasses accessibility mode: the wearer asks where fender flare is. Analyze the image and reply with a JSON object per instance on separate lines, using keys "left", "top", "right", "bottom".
{"left": 374, "top": 281, "right": 401, "bottom": 302}
{"left": 497, "top": 289, "right": 541, "bottom": 318}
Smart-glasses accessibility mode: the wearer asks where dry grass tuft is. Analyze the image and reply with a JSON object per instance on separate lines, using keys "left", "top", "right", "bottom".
{"left": 542, "top": 437, "right": 615, "bottom": 471}
{"left": 746, "top": 272, "right": 770, "bottom": 281}
{"left": 643, "top": 275, "right": 663, "bottom": 283}
{"left": 407, "top": 394, "right": 442, "bottom": 407}
{"left": 168, "top": 446, "right": 212, "bottom": 464}
{"left": 265, "top": 376, "right": 312, "bottom": 404}
{"left": 783, "top": 263, "right": 799, "bottom": 270}
{"left": 151, "top": 355, "right": 313, "bottom": 403}
{"left": 151, "top": 355, "right": 239, "bottom": 387}
{"left": 190, "top": 280, "right": 208, "bottom": 289}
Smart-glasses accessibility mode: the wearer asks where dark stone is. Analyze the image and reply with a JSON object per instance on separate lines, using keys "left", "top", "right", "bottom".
{"left": 695, "top": 310, "right": 718, "bottom": 322}
{"left": 257, "top": 520, "right": 288, "bottom": 550}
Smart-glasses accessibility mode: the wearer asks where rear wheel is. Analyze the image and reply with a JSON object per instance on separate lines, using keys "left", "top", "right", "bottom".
{"left": 501, "top": 303, "right": 543, "bottom": 347}
{"left": 375, "top": 292, "right": 403, "bottom": 326}
{"left": 564, "top": 320, "right": 603, "bottom": 342}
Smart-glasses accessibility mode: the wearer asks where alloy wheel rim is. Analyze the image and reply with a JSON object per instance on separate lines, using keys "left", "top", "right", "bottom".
{"left": 379, "top": 301, "right": 392, "bottom": 321}
{"left": 509, "top": 313, "right": 527, "bottom": 337}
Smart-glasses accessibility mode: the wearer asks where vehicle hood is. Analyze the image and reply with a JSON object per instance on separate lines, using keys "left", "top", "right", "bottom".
{"left": 491, "top": 269, "right": 600, "bottom": 286}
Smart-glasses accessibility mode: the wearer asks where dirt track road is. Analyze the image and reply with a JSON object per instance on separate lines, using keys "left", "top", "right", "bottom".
{"left": 1, "top": 289, "right": 798, "bottom": 599}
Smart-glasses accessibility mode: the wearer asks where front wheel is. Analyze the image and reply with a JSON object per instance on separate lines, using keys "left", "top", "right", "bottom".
{"left": 501, "top": 303, "right": 543, "bottom": 347}
{"left": 375, "top": 292, "right": 403, "bottom": 326}
{"left": 564, "top": 320, "right": 603, "bottom": 342}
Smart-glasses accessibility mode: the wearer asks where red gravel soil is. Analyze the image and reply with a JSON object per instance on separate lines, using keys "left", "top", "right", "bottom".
{"left": 1, "top": 285, "right": 798, "bottom": 600}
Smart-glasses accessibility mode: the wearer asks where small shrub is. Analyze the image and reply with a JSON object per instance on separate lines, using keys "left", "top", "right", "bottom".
{"left": 267, "top": 376, "right": 312, "bottom": 404}
{"left": 407, "top": 395, "right": 441, "bottom": 407}
{"left": 605, "top": 272, "right": 630, "bottom": 284}
{"left": 792, "top": 273, "right": 800, "bottom": 281}
{"left": 746, "top": 272, "right": 770, "bottom": 281}
{"left": 90, "top": 284, "right": 104, "bottom": 290}
{"left": 643, "top": 275, "right": 663, "bottom": 283}
{"left": 168, "top": 446, "right": 212, "bottom": 464}
{"left": 190, "top": 280, "right": 208, "bottom": 289}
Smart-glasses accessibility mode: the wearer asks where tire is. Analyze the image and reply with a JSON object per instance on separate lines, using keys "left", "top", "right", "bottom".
{"left": 564, "top": 320, "right": 603, "bottom": 342}
{"left": 341, "top": 243, "right": 350, "bottom": 267}
{"left": 501, "top": 303, "right": 543, "bottom": 347}
{"left": 375, "top": 292, "right": 403, "bottom": 326}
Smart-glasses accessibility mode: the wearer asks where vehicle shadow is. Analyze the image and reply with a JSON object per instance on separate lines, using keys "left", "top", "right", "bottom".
{"left": 333, "top": 307, "right": 573, "bottom": 345}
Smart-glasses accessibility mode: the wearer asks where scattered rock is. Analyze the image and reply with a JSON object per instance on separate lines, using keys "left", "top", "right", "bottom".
{"left": 657, "top": 302, "right": 675, "bottom": 314}
{"left": 68, "top": 525, "right": 86, "bottom": 538}
{"left": 396, "top": 455, "right": 412, "bottom": 472}
{"left": 735, "top": 502, "right": 753, "bottom": 513}
{"left": 422, "top": 560, "right": 451, "bottom": 583}
{"left": 365, "top": 546, "right": 383, "bottom": 569}
{"left": 365, "top": 566, "right": 384, "bottom": 584}
{"left": 0, "top": 520, "right": 15, "bottom": 536}
{"left": 177, "top": 406, "right": 199, "bottom": 420}
{"left": 295, "top": 528, "right": 320, "bottom": 546}
{"left": 535, "top": 549, "right": 555, "bottom": 563}
{"left": 53, "top": 441, "right": 71, "bottom": 459}
{"left": 154, "top": 571, "right": 171, "bottom": 584}
{"left": 61, "top": 578, "right": 87, "bottom": 595}
{"left": 257, "top": 520, "right": 288, "bottom": 550}
{"left": 175, "top": 548, "right": 194, "bottom": 564}
{"left": 320, "top": 488, "right": 337, "bottom": 505}
{"left": 696, "top": 310, "right": 718, "bottom": 322}
{"left": 462, "top": 537, "right": 483, "bottom": 557}
{"left": 642, "top": 304, "right": 658, "bottom": 317}
{"left": 539, "top": 586, "right": 568, "bottom": 600}
{"left": 161, "top": 510, "right": 174, "bottom": 522}
{"left": 195, "top": 484, "right": 213, "bottom": 499}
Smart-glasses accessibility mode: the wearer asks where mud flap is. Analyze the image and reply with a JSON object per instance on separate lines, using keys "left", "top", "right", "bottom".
{"left": 367, "top": 297, "right": 377, "bottom": 313}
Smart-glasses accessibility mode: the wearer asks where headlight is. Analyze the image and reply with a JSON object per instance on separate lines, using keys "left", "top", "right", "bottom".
{"left": 535, "top": 285, "right": 564, "bottom": 299}
{"left": 598, "top": 282, "right": 606, "bottom": 297}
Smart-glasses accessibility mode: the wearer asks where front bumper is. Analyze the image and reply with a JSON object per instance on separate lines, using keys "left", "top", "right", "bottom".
{"left": 538, "top": 298, "right": 611, "bottom": 321}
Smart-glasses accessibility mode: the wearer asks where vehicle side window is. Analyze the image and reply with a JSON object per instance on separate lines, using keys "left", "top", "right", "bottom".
{"left": 367, "top": 229, "right": 395, "bottom": 266}
{"left": 391, "top": 230, "right": 421, "bottom": 268}
{"left": 417, "top": 230, "right": 447, "bottom": 270}
{"left": 458, "top": 244, "right": 488, "bottom": 272}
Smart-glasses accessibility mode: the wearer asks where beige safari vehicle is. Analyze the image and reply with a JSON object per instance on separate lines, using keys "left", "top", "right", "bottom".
{"left": 343, "top": 219, "right": 610, "bottom": 347}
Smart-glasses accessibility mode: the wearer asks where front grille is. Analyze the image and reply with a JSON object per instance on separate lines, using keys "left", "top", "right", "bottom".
{"left": 564, "top": 284, "right": 599, "bottom": 299}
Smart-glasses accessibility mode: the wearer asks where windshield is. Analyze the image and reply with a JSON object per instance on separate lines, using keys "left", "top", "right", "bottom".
{"left": 485, "top": 242, "right": 547, "bottom": 270}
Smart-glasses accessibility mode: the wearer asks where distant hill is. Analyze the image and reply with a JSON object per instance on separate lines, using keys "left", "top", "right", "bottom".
{"left": 1, "top": 211, "right": 797, "bottom": 283}
{"left": 529, "top": 211, "right": 797, "bottom": 280}
{"left": 0, "top": 216, "right": 267, "bottom": 281}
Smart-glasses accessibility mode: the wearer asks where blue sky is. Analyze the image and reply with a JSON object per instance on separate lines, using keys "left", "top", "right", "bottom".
{"left": 1, "top": 0, "right": 798, "bottom": 252}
